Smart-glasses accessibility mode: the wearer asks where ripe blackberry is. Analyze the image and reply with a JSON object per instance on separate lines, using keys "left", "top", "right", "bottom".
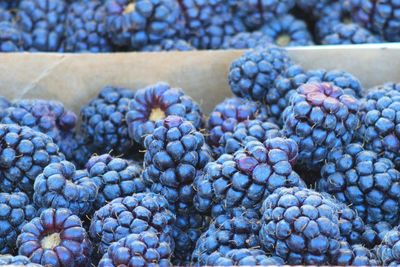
{"left": 296, "top": 0, "right": 333, "bottom": 18}
{"left": 322, "top": 23, "right": 383, "bottom": 45}
{"left": 282, "top": 82, "right": 361, "bottom": 170}
{"left": 207, "top": 249, "right": 285, "bottom": 266}
{"left": 219, "top": 119, "right": 282, "bottom": 155}
{"left": 57, "top": 133, "right": 94, "bottom": 169}
{"left": 140, "top": 38, "right": 195, "bottom": 51}
{"left": 86, "top": 154, "right": 147, "bottom": 210}
{"left": 33, "top": 160, "right": 98, "bottom": 217}
{"left": 0, "top": 21, "right": 23, "bottom": 52}
{"left": 222, "top": 31, "right": 273, "bottom": 49}
{"left": 64, "top": 0, "right": 112, "bottom": 52}
{"left": 362, "top": 221, "right": 392, "bottom": 248}
{"left": 105, "top": 0, "right": 184, "bottom": 49}
{"left": 261, "top": 15, "right": 314, "bottom": 47}
{"left": 81, "top": 86, "right": 136, "bottom": 155}
{"left": 17, "top": 208, "right": 92, "bottom": 267}
{"left": 330, "top": 241, "right": 379, "bottom": 266}
{"left": 0, "top": 192, "right": 36, "bottom": 254}
{"left": 143, "top": 116, "right": 212, "bottom": 212}
{"left": 260, "top": 187, "right": 341, "bottom": 265}
{"left": 0, "top": 7, "right": 12, "bottom": 22}
{"left": 17, "top": 0, "right": 67, "bottom": 51}
{"left": 228, "top": 45, "right": 292, "bottom": 102}
{"left": 191, "top": 208, "right": 261, "bottom": 265}
{"left": 318, "top": 143, "right": 400, "bottom": 225}
{"left": 0, "top": 0, "right": 20, "bottom": 9}
{"left": 179, "top": 0, "right": 245, "bottom": 49}
{"left": 0, "top": 124, "right": 65, "bottom": 197}
{"left": 126, "top": 82, "right": 203, "bottom": 145}
{"left": 0, "top": 255, "right": 42, "bottom": 266}
{"left": 194, "top": 137, "right": 305, "bottom": 217}
{"left": 89, "top": 193, "right": 175, "bottom": 255}
{"left": 376, "top": 226, "right": 400, "bottom": 265}
{"left": 98, "top": 231, "right": 173, "bottom": 266}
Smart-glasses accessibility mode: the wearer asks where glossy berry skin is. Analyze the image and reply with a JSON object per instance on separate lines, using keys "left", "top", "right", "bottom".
{"left": 64, "top": 0, "right": 112, "bottom": 52}
{"left": 206, "top": 97, "right": 271, "bottom": 156}
{"left": 318, "top": 143, "right": 400, "bottom": 226}
{"left": 260, "top": 187, "right": 341, "bottom": 265}
{"left": 89, "top": 193, "right": 175, "bottom": 255}
{"left": 126, "top": 82, "right": 203, "bottom": 145}
{"left": 0, "top": 21, "right": 23, "bottom": 52}
{"left": 322, "top": 23, "right": 382, "bottom": 45}
{"left": 0, "top": 192, "right": 36, "bottom": 254}
{"left": 143, "top": 116, "right": 212, "bottom": 212}
{"left": 261, "top": 15, "right": 314, "bottom": 47}
{"left": 33, "top": 161, "right": 98, "bottom": 217}
{"left": 105, "top": 0, "right": 184, "bottom": 49}
{"left": 99, "top": 231, "right": 173, "bottom": 267}
{"left": 140, "top": 39, "right": 195, "bottom": 51}
{"left": 222, "top": 31, "right": 273, "bottom": 50}
{"left": 17, "top": 0, "right": 67, "bottom": 52}
{"left": 56, "top": 133, "right": 94, "bottom": 169}
{"left": 219, "top": 119, "right": 282, "bottom": 155}
{"left": 207, "top": 249, "right": 285, "bottom": 266}
{"left": 86, "top": 154, "right": 147, "bottom": 210}
{"left": 191, "top": 208, "right": 261, "bottom": 265}
{"left": 330, "top": 241, "right": 379, "bottom": 266}
{"left": 376, "top": 227, "right": 400, "bottom": 265}
{"left": 362, "top": 221, "right": 392, "bottom": 248}
{"left": 17, "top": 208, "right": 92, "bottom": 267}
{"left": 228, "top": 46, "right": 292, "bottom": 102}
{"left": 0, "top": 255, "right": 42, "bottom": 266}
{"left": 282, "top": 82, "right": 361, "bottom": 170}
{"left": 81, "top": 86, "right": 136, "bottom": 155}
{"left": 0, "top": 124, "right": 65, "bottom": 197}
{"left": 194, "top": 137, "right": 305, "bottom": 217}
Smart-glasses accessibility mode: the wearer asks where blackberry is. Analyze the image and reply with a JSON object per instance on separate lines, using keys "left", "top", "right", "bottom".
{"left": 98, "top": 231, "right": 173, "bottom": 266}
{"left": 376, "top": 226, "right": 400, "bottom": 265}
{"left": 140, "top": 38, "right": 195, "bottom": 51}
{"left": 330, "top": 241, "right": 379, "bottom": 266}
{"left": 356, "top": 83, "right": 400, "bottom": 167}
{"left": 282, "top": 82, "right": 361, "bottom": 170}
{"left": 322, "top": 23, "right": 383, "bottom": 45}
{"left": 207, "top": 249, "right": 285, "bottom": 266}
{"left": 260, "top": 187, "right": 341, "bottom": 265}
{"left": 89, "top": 193, "right": 175, "bottom": 255}
{"left": 0, "top": 21, "right": 23, "bottom": 52}
{"left": 17, "top": 208, "right": 92, "bottom": 267}
{"left": 0, "top": 192, "right": 36, "bottom": 254}
{"left": 222, "top": 31, "right": 273, "bottom": 50}
{"left": 81, "top": 86, "right": 136, "bottom": 155}
{"left": 105, "top": 0, "right": 184, "bottom": 49}
{"left": 0, "top": 7, "right": 12, "bottom": 22}
{"left": 17, "top": 0, "right": 67, "bottom": 51}
{"left": 362, "top": 221, "right": 392, "bottom": 248}
{"left": 57, "top": 133, "right": 94, "bottom": 168}
{"left": 0, "top": 255, "right": 42, "bottom": 266}
{"left": 179, "top": 0, "right": 245, "bottom": 49}
{"left": 318, "top": 143, "right": 400, "bottom": 226}
{"left": 33, "top": 160, "right": 98, "bottom": 217}
{"left": 350, "top": 0, "right": 400, "bottom": 42}
{"left": 206, "top": 97, "right": 271, "bottom": 156}
{"left": 194, "top": 137, "right": 305, "bottom": 217}
{"left": 0, "top": 1, "right": 19, "bottom": 9}
{"left": 86, "top": 154, "right": 147, "bottom": 210}
{"left": 228, "top": 45, "right": 292, "bottom": 103}
{"left": 126, "top": 82, "right": 203, "bottom": 146}
{"left": 191, "top": 208, "right": 261, "bottom": 265}
{"left": 0, "top": 124, "right": 65, "bottom": 197}
{"left": 296, "top": 0, "right": 334, "bottom": 18}
{"left": 261, "top": 15, "right": 314, "bottom": 47}
{"left": 64, "top": 0, "right": 112, "bottom": 52}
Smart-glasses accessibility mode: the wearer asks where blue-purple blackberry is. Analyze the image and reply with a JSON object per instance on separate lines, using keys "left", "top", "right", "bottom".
{"left": 98, "top": 231, "right": 173, "bottom": 267}
{"left": 207, "top": 249, "right": 285, "bottom": 266}
{"left": 140, "top": 38, "right": 194, "bottom": 51}
{"left": 89, "top": 193, "right": 175, "bottom": 255}
{"left": 0, "top": 255, "right": 42, "bottom": 266}
{"left": 0, "top": 21, "right": 23, "bottom": 52}
{"left": 86, "top": 154, "right": 147, "bottom": 210}
{"left": 261, "top": 15, "right": 314, "bottom": 47}
{"left": 143, "top": 116, "right": 212, "bottom": 212}
{"left": 0, "top": 0, "right": 20, "bottom": 9}
{"left": 56, "top": 132, "right": 94, "bottom": 169}
{"left": 282, "top": 82, "right": 361, "bottom": 170}
{"left": 33, "top": 160, "right": 98, "bottom": 217}
{"left": 228, "top": 45, "right": 292, "bottom": 102}
{"left": 17, "top": 208, "right": 92, "bottom": 267}
{"left": 0, "top": 7, "right": 12, "bottom": 22}
{"left": 318, "top": 143, "right": 400, "bottom": 226}
{"left": 322, "top": 23, "right": 383, "bottom": 45}
{"left": 64, "top": 0, "right": 112, "bottom": 52}
{"left": 260, "top": 187, "right": 342, "bottom": 265}
{"left": 81, "top": 86, "right": 136, "bottom": 155}
{"left": 222, "top": 31, "right": 273, "bottom": 49}
{"left": 219, "top": 119, "right": 282, "bottom": 155}
{"left": 105, "top": 0, "right": 184, "bottom": 49}
{"left": 17, "top": 0, "right": 67, "bottom": 51}
{"left": 0, "top": 124, "right": 65, "bottom": 197}
{"left": 330, "top": 241, "right": 379, "bottom": 266}
{"left": 191, "top": 208, "right": 261, "bottom": 265}
{"left": 126, "top": 82, "right": 203, "bottom": 146}
{"left": 376, "top": 226, "right": 400, "bottom": 265}
{"left": 194, "top": 137, "right": 305, "bottom": 217}
{"left": 296, "top": 0, "right": 334, "bottom": 18}
{"left": 0, "top": 192, "right": 36, "bottom": 254}
{"left": 362, "top": 221, "right": 392, "bottom": 248}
